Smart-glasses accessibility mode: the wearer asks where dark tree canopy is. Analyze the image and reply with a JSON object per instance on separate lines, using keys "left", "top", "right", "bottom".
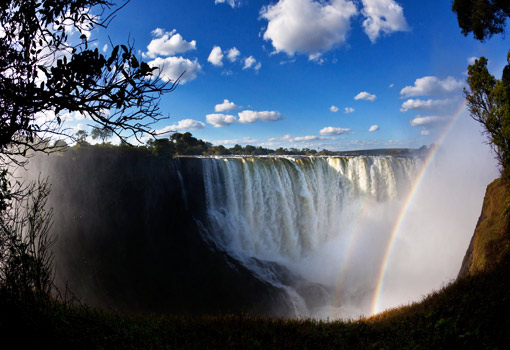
{"left": 0, "top": 0, "right": 176, "bottom": 157}
{"left": 452, "top": 0, "right": 510, "bottom": 41}
{"left": 91, "top": 127, "right": 113, "bottom": 143}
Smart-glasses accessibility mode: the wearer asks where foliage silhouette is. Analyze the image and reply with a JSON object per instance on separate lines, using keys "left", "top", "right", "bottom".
{"left": 465, "top": 54, "right": 510, "bottom": 179}
{"left": 452, "top": 0, "right": 510, "bottom": 41}
{"left": 0, "top": 0, "right": 177, "bottom": 299}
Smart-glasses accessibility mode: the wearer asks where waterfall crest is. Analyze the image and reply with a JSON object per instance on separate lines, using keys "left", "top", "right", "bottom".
{"left": 202, "top": 156, "right": 419, "bottom": 261}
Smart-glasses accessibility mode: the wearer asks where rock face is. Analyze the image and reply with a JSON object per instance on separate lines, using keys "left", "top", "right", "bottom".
{"left": 23, "top": 148, "right": 293, "bottom": 316}
{"left": 458, "top": 178, "right": 510, "bottom": 280}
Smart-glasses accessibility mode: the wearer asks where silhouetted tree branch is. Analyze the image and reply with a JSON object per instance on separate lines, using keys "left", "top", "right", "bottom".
{"left": 0, "top": 0, "right": 178, "bottom": 157}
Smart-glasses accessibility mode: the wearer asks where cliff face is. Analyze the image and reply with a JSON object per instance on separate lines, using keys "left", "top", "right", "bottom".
{"left": 22, "top": 147, "right": 293, "bottom": 316}
{"left": 458, "top": 178, "right": 510, "bottom": 279}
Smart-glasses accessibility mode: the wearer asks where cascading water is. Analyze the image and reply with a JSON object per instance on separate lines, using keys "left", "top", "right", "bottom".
{"left": 199, "top": 156, "right": 421, "bottom": 318}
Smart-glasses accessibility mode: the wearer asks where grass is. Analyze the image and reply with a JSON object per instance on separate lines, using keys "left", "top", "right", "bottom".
{"left": 0, "top": 258, "right": 509, "bottom": 349}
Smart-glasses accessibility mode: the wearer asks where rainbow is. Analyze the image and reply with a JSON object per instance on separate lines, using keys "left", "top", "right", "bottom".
{"left": 370, "top": 102, "right": 467, "bottom": 316}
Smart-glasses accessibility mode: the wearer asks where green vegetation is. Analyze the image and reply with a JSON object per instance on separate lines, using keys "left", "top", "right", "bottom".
{"left": 1, "top": 251, "right": 509, "bottom": 349}
{"left": 453, "top": 0, "right": 510, "bottom": 180}
{"left": 465, "top": 53, "right": 510, "bottom": 180}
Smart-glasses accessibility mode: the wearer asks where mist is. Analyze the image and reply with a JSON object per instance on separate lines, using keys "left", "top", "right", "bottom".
{"left": 284, "top": 113, "right": 498, "bottom": 319}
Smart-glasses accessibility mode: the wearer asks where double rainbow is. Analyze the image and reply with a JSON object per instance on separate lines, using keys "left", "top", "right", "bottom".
{"left": 370, "top": 102, "right": 468, "bottom": 315}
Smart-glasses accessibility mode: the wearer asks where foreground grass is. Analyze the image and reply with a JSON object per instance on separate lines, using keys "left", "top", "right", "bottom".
{"left": 1, "top": 261, "right": 509, "bottom": 349}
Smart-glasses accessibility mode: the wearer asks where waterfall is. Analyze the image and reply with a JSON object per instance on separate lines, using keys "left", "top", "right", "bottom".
{"left": 199, "top": 156, "right": 421, "bottom": 317}
{"left": 202, "top": 156, "right": 418, "bottom": 259}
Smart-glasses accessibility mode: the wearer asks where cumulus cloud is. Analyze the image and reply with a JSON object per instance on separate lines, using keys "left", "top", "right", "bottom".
{"left": 260, "top": 0, "right": 357, "bottom": 59}
{"left": 410, "top": 115, "right": 443, "bottom": 127}
{"left": 102, "top": 44, "right": 108, "bottom": 53}
{"left": 368, "top": 124, "right": 379, "bottom": 132}
{"left": 156, "top": 119, "right": 205, "bottom": 134}
{"left": 354, "top": 91, "right": 376, "bottom": 101}
{"left": 206, "top": 113, "right": 238, "bottom": 127}
{"left": 238, "top": 110, "right": 283, "bottom": 123}
{"left": 215, "top": 0, "right": 241, "bottom": 8}
{"left": 330, "top": 105, "right": 339, "bottom": 112}
{"left": 467, "top": 56, "right": 478, "bottom": 65}
{"left": 292, "top": 135, "right": 318, "bottom": 142}
{"left": 279, "top": 134, "right": 319, "bottom": 142}
{"left": 151, "top": 28, "right": 165, "bottom": 37}
{"left": 243, "top": 56, "right": 261, "bottom": 71}
{"left": 213, "top": 137, "right": 258, "bottom": 145}
{"left": 400, "top": 76, "right": 464, "bottom": 97}
{"left": 149, "top": 57, "right": 202, "bottom": 84}
{"left": 319, "top": 126, "right": 351, "bottom": 135}
{"left": 144, "top": 29, "right": 196, "bottom": 58}
{"left": 400, "top": 98, "right": 452, "bottom": 112}
{"left": 361, "top": 0, "right": 409, "bottom": 43}
{"left": 208, "top": 46, "right": 224, "bottom": 66}
{"left": 345, "top": 107, "right": 355, "bottom": 114}
{"left": 215, "top": 99, "right": 241, "bottom": 112}
{"left": 227, "top": 47, "right": 241, "bottom": 62}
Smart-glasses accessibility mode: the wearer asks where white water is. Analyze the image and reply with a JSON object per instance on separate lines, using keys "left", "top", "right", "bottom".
{"left": 200, "top": 156, "right": 421, "bottom": 317}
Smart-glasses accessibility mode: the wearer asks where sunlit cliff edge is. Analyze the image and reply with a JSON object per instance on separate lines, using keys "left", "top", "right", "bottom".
{"left": 458, "top": 178, "right": 510, "bottom": 279}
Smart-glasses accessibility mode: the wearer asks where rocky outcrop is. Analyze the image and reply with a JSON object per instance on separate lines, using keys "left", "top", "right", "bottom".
{"left": 458, "top": 178, "right": 510, "bottom": 280}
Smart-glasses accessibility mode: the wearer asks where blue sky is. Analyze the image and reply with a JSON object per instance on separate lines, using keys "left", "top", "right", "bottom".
{"left": 77, "top": 0, "right": 509, "bottom": 150}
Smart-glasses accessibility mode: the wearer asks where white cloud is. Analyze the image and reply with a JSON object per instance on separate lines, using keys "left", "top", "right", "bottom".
{"left": 345, "top": 107, "right": 355, "bottom": 114}
{"left": 260, "top": 0, "right": 357, "bottom": 59}
{"left": 208, "top": 46, "right": 224, "bottom": 66}
{"left": 330, "top": 105, "right": 339, "bottom": 112}
{"left": 354, "top": 91, "right": 376, "bottom": 101}
{"left": 206, "top": 113, "right": 238, "bottom": 127}
{"left": 292, "top": 135, "right": 318, "bottom": 142}
{"left": 243, "top": 56, "right": 261, "bottom": 71}
{"left": 156, "top": 119, "right": 205, "bottom": 134}
{"left": 400, "top": 98, "right": 451, "bottom": 112}
{"left": 243, "top": 56, "right": 255, "bottom": 69}
{"left": 213, "top": 137, "right": 258, "bottom": 145}
{"left": 279, "top": 134, "right": 318, "bottom": 142}
{"left": 144, "top": 29, "right": 196, "bottom": 58}
{"left": 361, "top": 0, "right": 409, "bottom": 43}
{"left": 389, "top": 83, "right": 394, "bottom": 88}
{"left": 60, "top": 112, "right": 74, "bottom": 121}
{"left": 73, "top": 123, "right": 85, "bottom": 131}
{"left": 467, "top": 56, "right": 478, "bottom": 65}
{"left": 368, "top": 124, "right": 379, "bottom": 132}
{"left": 215, "top": 0, "right": 241, "bottom": 8}
{"left": 227, "top": 47, "right": 241, "bottom": 62}
{"left": 421, "top": 129, "right": 431, "bottom": 135}
{"left": 319, "top": 126, "right": 350, "bottom": 135}
{"left": 102, "top": 44, "right": 108, "bottom": 53}
{"left": 238, "top": 110, "right": 283, "bottom": 123}
{"left": 148, "top": 56, "right": 202, "bottom": 84}
{"left": 410, "top": 115, "right": 443, "bottom": 127}
{"left": 400, "top": 76, "right": 464, "bottom": 97}
{"left": 215, "top": 99, "right": 241, "bottom": 112}
{"left": 151, "top": 28, "right": 165, "bottom": 37}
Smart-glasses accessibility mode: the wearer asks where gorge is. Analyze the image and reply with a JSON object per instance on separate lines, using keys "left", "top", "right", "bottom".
{"left": 21, "top": 131, "right": 496, "bottom": 319}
